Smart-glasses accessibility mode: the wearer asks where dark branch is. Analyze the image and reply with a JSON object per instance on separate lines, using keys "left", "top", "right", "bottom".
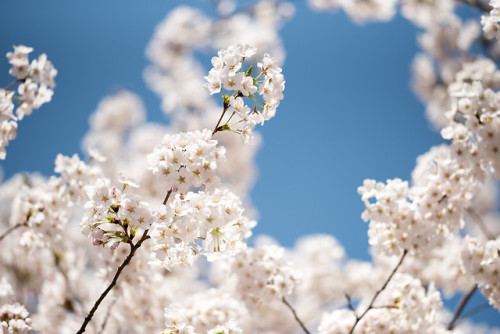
{"left": 348, "top": 249, "right": 408, "bottom": 334}
{"left": 0, "top": 222, "right": 27, "bottom": 242}
{"left": 212, "top": 100, "right": 230, "bottom": 135}
{"left": 163, "top": 188, "right": 173, "bottom": 205}
{"left": 447, "top": 285, "right": 478, "bottom": 330}
{"left": 3, "top": 78, "right": 25, "bottom": 91}
{"left": 75, "top": 231, "right": 150, "bottom": 334}
{"left": 282, "top": 296, "right": 311, "bottom": 334}
{"left": 459, "top": 301, "right": 491, "bottom": 322}
{"left": 462, "top": 0, "right": 492, "bottom": 12}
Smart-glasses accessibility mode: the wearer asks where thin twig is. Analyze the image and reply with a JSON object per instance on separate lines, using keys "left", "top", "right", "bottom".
{"left": 458, "top": 301, "right": 491, "bottom": 322}
{"left": 462, "top": 0, "right": 492, "bottom": 12}
{"left": 447, "top": 285, "right": 478, "bottom": 330}
{"left": 75, "top": 231, "right": 150, "bottom": 334}
{"left": 282, "top": 296, "right": 311, "bottom": 334}
{"left": 212, "top": 100, "right": 229, "bottom": 135}
{"left": 467, "top": 209, "right": 496, "bottom": 240}
{"left": 0, "top": 222, "right": 27, "bottom": 242}
{"left": 3, "top": 78, "right": 24, "bottom": 91}
{"left": 348, "top": 249, "right": 408, "bottom": 334}
{"left": 163, "top": 188, "right": 173, "bottom": 205}
{"left": 97, "top": 298, "right": 116, "bottom": 334}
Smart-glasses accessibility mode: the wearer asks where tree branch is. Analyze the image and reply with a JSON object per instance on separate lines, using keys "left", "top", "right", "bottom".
{"left": 348, "top": 249, "right": 408, "bottom": 334}
{"left": 163, "top": 188, "right": 173, "bottom": 205}
{"left": 75, "top": 231, "right": 150, "bottom": 334}
{"left": 447, "top": 285, "right": 478, "bottom": 330}
{"left": 462, "top": 0, "right": 492, "bottom": 13}
{"left": 467, "top": 209, "right": 496, "bottom": 240}
{"left": 0, "top": 222, "right": 27, "bottom": 243}
{"left": 212, "top": 100, "right": 230, "bottom": 135}
{"left": 3, "top": 78, "right": 24, "bottom": 91}
{"left": 459, "top": 301, "right": 491, "bottom": 322}
{"left": 282, "top": 296, "right": 311, "bottom": 334}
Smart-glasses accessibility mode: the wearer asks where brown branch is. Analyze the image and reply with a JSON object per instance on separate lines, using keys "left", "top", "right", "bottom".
{"left": 163, "top": 188, "right": 173, "bottom": 205}
{"left": 447, "top": 285, "right": 478, "bottom": 330}
{"left": 76, "top": 186, "right": 176, "bottom": 333}
{"left": 3, "top": 78, "right": 24, "bottom": 91}
{"left": 282, "top": 296, "right": 311, "bottom": 334}
{"left": 212, "top": 100, "right": 230, "bottom": 135}
{"left": 75, "top": 230, "right": 150, "bottom": 334}
{"left": 0, "top": 222, "right": 27, "bottom": 242}
{"left": 348, "top": 249, "right": 408, "bottom": 334}
{"left": 462, "top": 0, "right": 492, "bottom": 12}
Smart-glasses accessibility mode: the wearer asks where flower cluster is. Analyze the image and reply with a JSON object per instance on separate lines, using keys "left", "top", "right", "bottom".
{"left": 147, "top": 129, "right": 225, "bottom": 194}
{"left": 6, "top": 45, "right": 56, "bottom": 120}
{"left": 10, "top": 176, "right": 70, "bottom": 249}
{"left": 359, "top": 144, "right": 478, "bottom": 256}
{"left": 229, "top": 245, "right": 299, "bottom": 309}
{"left": 481, "top": 0, "right": 500, "bottom": 41}
{"left": 149, "top": 188, "right": 255, "bottom": 270}
{"left": 318, "top": 273, "right": 444, "bottom": 333}
{"left": 461, "top": 236, "right": 500, "bottom": 310}
{"left": 82, "top": 177, "right": 152, "bottom": 249}
{"left": 0, "top": 277, "right": 31, "bottom": 334}
{"left": 443, "top": 58, "right": 500, "bottom": 179}
{"left": 162, "top": 289, "right": 247, "bottom": 334}
{"left": 1, "top": 46, "right": 56, "bottom": 159}
{"left": 54, "top": 153, "right": 102, "bottom": 204}
{"left": 205, "top": 44, "right": 285, "bottom": 142}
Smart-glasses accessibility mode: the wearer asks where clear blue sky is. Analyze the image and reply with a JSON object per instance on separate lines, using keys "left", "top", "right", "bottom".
{"left": 1, "top": 0, "right": 497, "bottom": 328}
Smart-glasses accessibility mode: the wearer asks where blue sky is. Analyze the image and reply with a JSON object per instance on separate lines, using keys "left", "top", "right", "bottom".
{"left": 1, "top": 0, "right": 498, "bottom": 328}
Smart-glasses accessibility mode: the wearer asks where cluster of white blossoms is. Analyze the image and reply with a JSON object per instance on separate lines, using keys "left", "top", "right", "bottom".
{"left": 318, "top": 273, "right": 444, "bottom": 334}
{"left": 461, "top": 236, "right": 500, "bottom": 310}
{"left": 443, "top": 58, "right": 500, "bottom": 179}
{"left": 150, "top": 188, "right": 255, "bottom": 270}
{"left": 9, "top": 176, "right": 71, "bottom": 249}
{"left": 229, "top": 245, "right": 299, "bottom": 309}
{"left": 205, "top": 44, "right": 285, "bottom": 142}
{"left": 0, "top": 277, "right": 31, "bottom": 334}
{"left": 54, "top": 153, "right": 102, "bottom": 204}
{"left": 481, "top": 0, "right": 500, "bottom": 41}
{"left": 0, "top": 45, "right": 56, "bottom": 159}
{"left": 359, "top": 143, "right": 479, "bottom": 256}
{"left": 147, "top": 129, "right": 225, "bottom": 194}
{"left": 82, "top": 177, "right": 152, "bottom": 249}
{"left": 162, "top": 289, "right": 247, "bottom": 334}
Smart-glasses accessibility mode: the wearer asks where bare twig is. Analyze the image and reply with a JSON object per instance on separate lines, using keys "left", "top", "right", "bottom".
{"left": 97, "top": 298, "right": 117, "bottom": 334}
{"left": 3, "top": 78, "right": 24, "bottom": 90}
{"left": 447, "top": 285, "right": 478, "bottom": 330}
{"left": 212, "top": 100, "right": 230, "bottom": 135}
{"left": 458, "top": 301, "right": 491, "bottom": 322}
{"left": 0, "top": 222, "right": 27, "bottom": 242}
{"left": 282, "top": 296, "right": 311, "bottom": 334}
{"left": 467, "top": 209, "right": 496, "bottom": 240}
{"left": 163, "top": 188, "right": 173, "bottom": 205}
{"left": 75, "top": 231, "right": 150, "bottom": 334}
{"left": 348, "top": 250, "right": 408, "bottom": 334}
{"left": 462, "top": 0, "right": 492, "bottom": 12}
